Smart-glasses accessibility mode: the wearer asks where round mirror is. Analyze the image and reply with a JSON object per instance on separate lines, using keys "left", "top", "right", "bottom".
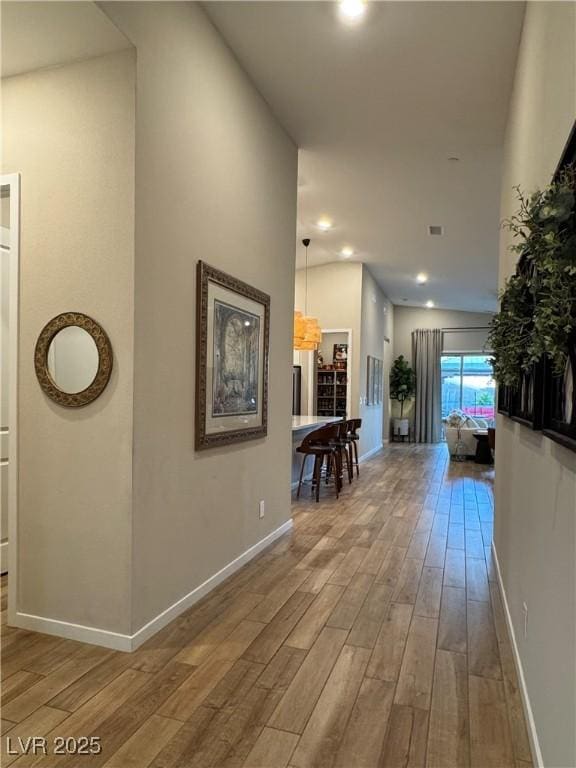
{"left": 35, "top": 312, "right": 113, "bottom": 407}
{"left": 47, "top": 326, "right": 99, "bottom": 394}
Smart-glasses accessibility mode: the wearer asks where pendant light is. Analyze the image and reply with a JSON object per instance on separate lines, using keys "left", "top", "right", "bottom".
{"left": 294, "top": 238, "right": 322, "bottom": 350}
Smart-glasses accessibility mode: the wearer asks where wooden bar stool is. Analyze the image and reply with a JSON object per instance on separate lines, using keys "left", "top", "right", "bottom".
{"left": 296, "top": 423, "right": 341, "bottom": 503}
{"left": 329, "top": 419, "right": 353, "bottom": 485}
{"left": 347, "top": 418, "right": 362, "bottom": 477}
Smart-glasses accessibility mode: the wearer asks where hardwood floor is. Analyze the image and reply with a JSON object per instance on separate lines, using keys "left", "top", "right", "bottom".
{"left": 1, "top": 444, "right": 533, "bottom": 767}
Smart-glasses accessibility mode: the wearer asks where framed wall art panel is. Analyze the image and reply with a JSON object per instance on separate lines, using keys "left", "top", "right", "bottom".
{"left": 195, "top": 261, "right": 270, "bottom": 450}
{"left": 541, "top": 121, "right": 576, "bottom": 452}
{"left": 509, "top": 362, "right": 544, "bottom": 430}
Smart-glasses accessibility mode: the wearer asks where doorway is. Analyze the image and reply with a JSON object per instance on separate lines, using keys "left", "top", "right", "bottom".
{"left": 1, "top": 174, "right": 20, "bottom": 604}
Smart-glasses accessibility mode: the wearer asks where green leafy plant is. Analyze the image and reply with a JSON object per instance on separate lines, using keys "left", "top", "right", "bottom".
{"left": 389, "top": 355, "right": 416, "bottom": 418}
{"left": 488, "top": 165, "right": 576, "bottom": 387}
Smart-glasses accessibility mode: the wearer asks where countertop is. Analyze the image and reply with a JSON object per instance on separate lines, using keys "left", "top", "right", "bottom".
{"left": 291, "top": 415, "right": 342, "bottom": 432}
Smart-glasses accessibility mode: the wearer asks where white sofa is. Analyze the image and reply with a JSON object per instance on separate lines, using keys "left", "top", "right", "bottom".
{"left": 444, "top": 411, "right": 490, "bottom": 458}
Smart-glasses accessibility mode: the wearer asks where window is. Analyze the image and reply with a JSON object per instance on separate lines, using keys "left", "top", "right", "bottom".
{"left": 441, "top": 355, "right": 495, "bottom": 422}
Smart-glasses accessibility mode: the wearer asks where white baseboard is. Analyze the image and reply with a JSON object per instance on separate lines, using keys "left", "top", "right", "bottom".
{"left": 13, "top": 610, "right": 135, "bottom": 651}
{"left": 491, "top": 543, "right": 543, "bottom": 768}
{"left": 0, "top": 540, "right": 8, "bottom": 575}
{"left": 130, "top": 518, "right": 293, "bottom": 648}
{"left": 359, "top": 443, "right": 383, "bottom": 462}
{"left": 12, "top": 518, "right": 293, "bottom": 653}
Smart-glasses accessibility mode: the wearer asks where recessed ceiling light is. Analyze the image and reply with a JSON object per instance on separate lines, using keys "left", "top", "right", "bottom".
{"left": 317, "top": 218, "right": 333, "bottom": 231}
{"left": 339, "top": 0, "right": 367, "bottom": 21}
{"left": 341, "top": 246, "right": 354, "bottom": 258}
{"left": 425, "top": 300, "right": 435, "bottom": 309}
{"left": 416, "top": 272, "right": 428, "bottom": 284}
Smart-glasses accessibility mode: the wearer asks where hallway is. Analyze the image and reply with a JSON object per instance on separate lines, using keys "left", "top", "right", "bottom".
{"left": 1, "top": 445, "right": 532, "bottom": 767}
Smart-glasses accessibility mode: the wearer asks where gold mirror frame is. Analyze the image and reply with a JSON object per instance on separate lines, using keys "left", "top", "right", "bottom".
{"left": 34, "top": 312, "right": 113, "bottom": 407}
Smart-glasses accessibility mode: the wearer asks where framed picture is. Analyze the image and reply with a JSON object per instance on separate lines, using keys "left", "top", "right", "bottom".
{"left": 366, "top": 356, "right": 383, "bottom": 405}
{"left": 510, "top": 362, "right": 544, "bottom": 430}
{"left": 366, "top": 356, "right": 374, "bottom": 405}
{"left": 333, "top": 343, "right": 348, "bottom": 363}
{"left": 195, "top": 261, "right": 270, "bottom": 450}
{"left": 542, "top": 121, "right": 576, "bottom": 452}
{"left": 497, "top": 384, "right": 512, "bottom": 417}
{"left": 543, "top": 343, "right": 576, "bottom": 452}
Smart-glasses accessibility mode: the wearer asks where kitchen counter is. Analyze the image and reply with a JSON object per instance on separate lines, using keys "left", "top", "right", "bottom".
{"left": 292, "top": 415, "right": 342, "bottom": 432}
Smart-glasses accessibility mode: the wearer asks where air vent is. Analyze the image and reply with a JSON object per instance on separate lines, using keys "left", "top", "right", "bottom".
{"left": 429, "top": 225, "right": 443, "bottom": 236}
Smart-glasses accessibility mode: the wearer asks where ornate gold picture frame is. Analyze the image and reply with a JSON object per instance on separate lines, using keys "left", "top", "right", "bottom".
{"left": 196, "top": 262, "right": 270, "bottom": 450}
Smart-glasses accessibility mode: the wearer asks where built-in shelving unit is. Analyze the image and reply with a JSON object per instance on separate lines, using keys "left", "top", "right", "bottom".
{"left": 316, "top": 369, "right": 348, "bottom": 418}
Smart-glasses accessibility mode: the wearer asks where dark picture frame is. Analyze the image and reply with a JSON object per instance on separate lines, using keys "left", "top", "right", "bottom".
{"left": 541, "top": 121, "right": 576, "bottom": 452}
{"left": 509, "top": 362, "right": 544, "bottom": 430}
{"left": 542, "top": 339, "right": 576, "bottom": 452}
{"left": 497, "top": 384, "right": 512, "bottom": 417}
{"left": 366, "top": 356, "right": 375, "bottom": 405}
{"left": 333, "top": 343, "right": 348, "bottom": 363}
{"left": 195, "top": 261, "right": 270, "bottom": 450}
{"left": 366, "top": 355, "right": 383, "bottom": 405}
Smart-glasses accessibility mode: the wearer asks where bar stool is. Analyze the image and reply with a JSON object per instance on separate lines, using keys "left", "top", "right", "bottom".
{"left": 329, "top": 420, "right": 353, "bottom": 485}
{"left": 347, "top": 418, "right": 362, "bottom": 477}
{"left": 296, "top": 423, "right": 341, "bottom": 503}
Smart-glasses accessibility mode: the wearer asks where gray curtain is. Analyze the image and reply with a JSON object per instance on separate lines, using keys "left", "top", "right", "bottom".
{"left": 412, "top": 328, "right": 442, "bottom": 443}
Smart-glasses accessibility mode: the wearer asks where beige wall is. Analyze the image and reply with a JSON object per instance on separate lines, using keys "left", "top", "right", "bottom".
{"left": 495, "top": 4, "right": 576, "bottom": 766}
{"left": 295, "top": 261, "right": 392, "bottom": 456}
{"left": 393, "top": 305, "right": 493, "bottom": 361}
{"left": 360, "top": 266, "right": 393, "bottom": 453}
{"left": 1, "top": 49, "right": 136, "bottom": 632}
{"left": 295, "top": 261, "right": 363, "bottom": 420}
{"left": 101, "top": 2, "right": 298, "bottom": 631}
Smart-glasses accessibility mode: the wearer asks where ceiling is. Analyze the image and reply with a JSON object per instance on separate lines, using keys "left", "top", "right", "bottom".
{"left": 205, "top": 1, "right": 525, "bottom": 312}
{"left": 1, "top": 2, "right": 131, "bottom": 79}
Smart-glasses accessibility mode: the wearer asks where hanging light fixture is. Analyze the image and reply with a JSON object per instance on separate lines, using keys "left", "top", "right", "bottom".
{"left": 293, "top": 310, "right": 305, "bottom": 347}
{"left": 294, "top": 238, "right": 322, "bottom": 351}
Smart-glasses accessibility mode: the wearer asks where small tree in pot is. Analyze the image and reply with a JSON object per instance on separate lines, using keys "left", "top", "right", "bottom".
{"left": 390, "top": 355, "right": 416, "bottom": 436}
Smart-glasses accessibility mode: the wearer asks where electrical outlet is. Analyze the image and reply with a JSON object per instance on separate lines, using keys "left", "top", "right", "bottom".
{"left": 522, "top": 602, "right": 528, "bottom": 639}
{"left": 259, "top": 500, "right": 265, "bottom": 519}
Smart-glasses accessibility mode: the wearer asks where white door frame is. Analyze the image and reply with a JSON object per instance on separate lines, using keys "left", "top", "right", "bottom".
{"left": 321, "top": 328, "right": 353, "bottom": 417}
{"left": 1, "top": 173, "right": 20, "bottom": 623}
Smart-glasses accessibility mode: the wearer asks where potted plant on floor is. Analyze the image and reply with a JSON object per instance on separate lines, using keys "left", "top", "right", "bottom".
{"left": 390, "top": 355, "right": 416, "bottom": 437}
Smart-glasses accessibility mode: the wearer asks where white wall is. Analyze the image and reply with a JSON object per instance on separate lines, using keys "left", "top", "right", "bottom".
{"left": 495, "top": 4, "right": 576, "bottom": 766}
{"left": 295, "top": 262, "right": 392, "bottom": 456}
{"left": 101, "top": 2, "right": 298, "bottom": 632}
{"left": 1, "top": 49, "right": 136, "bottom": 633}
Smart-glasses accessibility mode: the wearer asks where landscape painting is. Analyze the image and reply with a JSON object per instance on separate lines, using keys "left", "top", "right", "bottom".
{"left": 212, "top": 301, "right": 260, "bottom": 417}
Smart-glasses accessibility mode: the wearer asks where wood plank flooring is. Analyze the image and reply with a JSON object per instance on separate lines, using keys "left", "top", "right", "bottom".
{"left": 1, "top": 444, "right": 533, "bottom": 767}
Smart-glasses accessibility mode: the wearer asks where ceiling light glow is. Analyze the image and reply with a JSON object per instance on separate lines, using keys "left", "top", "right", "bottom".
{"left": 425, "top": 300, "right": 435, "bottom": 309}
{"left": 339, "top": 0, "right": 367, "bottom": 20}
{"left": 317, "top": 218, "right": 333, "bottom": 231}
{"left": 341, "top": 247, "right": 354, "bottom": 258}
{"left": 416, "top": 272, "right": 428, "bottom": 284}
